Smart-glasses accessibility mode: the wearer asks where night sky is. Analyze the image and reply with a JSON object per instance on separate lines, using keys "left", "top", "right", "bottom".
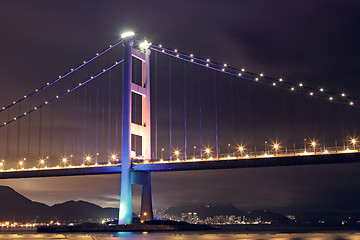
{"left": 1, "top": 0, "right": 360, "bottom": 216}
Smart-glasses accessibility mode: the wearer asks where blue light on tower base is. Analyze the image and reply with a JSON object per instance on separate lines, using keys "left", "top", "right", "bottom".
{"left": 118, "top": 31, "right": 134, "bottom": 225}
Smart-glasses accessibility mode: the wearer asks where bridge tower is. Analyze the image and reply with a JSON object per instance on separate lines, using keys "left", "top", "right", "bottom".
{"left": 119, "top": 32, "right": 153, "bottom": 224}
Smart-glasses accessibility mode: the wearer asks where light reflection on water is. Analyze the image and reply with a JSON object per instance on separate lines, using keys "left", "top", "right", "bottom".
{"left": 0, "top": 232, "right": 359, "bottom": 240}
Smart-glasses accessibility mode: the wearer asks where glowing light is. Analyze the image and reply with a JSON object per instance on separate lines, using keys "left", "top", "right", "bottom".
{"left": 174, "top": 150, "right": 179, "bottom": 156}
{"left": 120, "top": 31, "right": 135, "bottom": 39}
{"left": 206, "top": 59, "right": 210, "bottom": 62}
{"left": 18, "top": 161, "right": 23, "bottom": 166}
{"left": 272, "top": 82, "right": 276, "bottom": 86}
{"left": 341, "top": 93, "right": 346, "bottom": 97}
{"left": 351, "top": 138, "right": 357, "bottom": 145}
{"left": 190, "top": 54, "right": 193, "bottom": 57}
{"left": 260, "top": 73, "right": 264, "bottom": 77}
{"left": 222, "top": 68, "right": 225, "bottom": 71}
{"left": 174, "top": 49, "right": 178, "bottom": 52}
{"left": 62, "top": 158, "right": 67, "bottom": 163}
{"left": 159, "top": 44, "right": 162, "bottom": 47}
{"left": 238, "top": 146, "right": 244, "bottom": 151}
{"left": 206, "top": 63, "right": 209, "bottom": 67}
{"left": 238, "top": 73, "right": 242, "bottom": 76}
{"left": 291, "top": 87, "right": 295, "bottom": 91}
{"left": 299, "top": 83, "right": 303, "bottom": 87}
{"left": 311, "top": 141, "right": 316, "bottom": 147}
{"left": 111, "top": 154, "right": 117, "bottom": 160}
{"left": 205, "top": 148, "right": 210, "bottom": 154}
{"left": 324, "top": 150, "right": 329, "bottom": 154}
{"left": 191, "top": 59, "right": 194, "bottom": 62}
{"left": 320, "top": 88, "right": 324, "bottom": 92}
{"left": 224, "top": 64, "right": 227, "bottom": 67}
{"left": 329, "top": 97, "right": 333, "bottom": 101}
{"left": 241, "top": 68, "right": 245, "bottom": 72}
{"left": 139, "top": 40, "right": 151, "bottom": 50}
{"left": 39, "top": 159, "right": 45, "bottom": 164}
{"left": 279, "top": 78, "right": 283, "bottom": 82}
{"left": 86, "top": 156, "right": 91, "bottom": 161}
{"left": 176, "top": 54, "right": 179, "bottom": 57}
{"left": 273, "top": 144, "right": 279, "bottom": 150}
{"left": 309, "top": 92, "right": 314, "bottom": 96}
{"left": 255, "top": 78, "right": 259, "bottom": 81}
{"left": 350, "top": 101, "right": 354, "bottom": 106}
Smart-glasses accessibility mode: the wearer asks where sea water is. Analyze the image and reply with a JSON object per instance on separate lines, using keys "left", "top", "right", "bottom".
{"left": 0, "top": 232, "right": 359, "bottom": 240}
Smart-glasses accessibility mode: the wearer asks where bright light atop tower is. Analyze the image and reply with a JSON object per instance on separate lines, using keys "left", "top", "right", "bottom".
{"left": 121, "top": 31, "right": 135, "bottom": 39}
{"left": 139, "top": 40, "right": 151, "bottom": 50}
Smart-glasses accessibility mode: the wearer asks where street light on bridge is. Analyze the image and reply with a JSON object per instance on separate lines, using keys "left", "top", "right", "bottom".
{"left": 62, "top": 157, "right": 68, "bottom": 167}
{"left": 350, "top": 138, "right": 357, "bottom": 150}
{"left": 238, "top": 145, "right": 244, "bottom": 157}
{"left": 273, "top": 143, "right": 280, "bottom": 156}
{"left": 174, "top": 149, "right": 180, "bottom": 160}
{"left": 205, "top": 148, "right": 211, "bottom": 159}
{"left": 311, "top": 141, "right": 317, "bottom": 153}
{"left": 39, "top": 158, "right": 46, "bottom": 168}
{"left": 193, "top": 146, "right": 196, "bottom": 159}
{"left": 161, "top": 148, "right": 164, "bottom": 161}
{"left": 18, "top": 160, "right": 25, "bottom": 169}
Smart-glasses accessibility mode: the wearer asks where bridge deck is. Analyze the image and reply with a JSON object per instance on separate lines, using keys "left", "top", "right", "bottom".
{"left": 0, "top": 151, "right": 359, "bottom": 179}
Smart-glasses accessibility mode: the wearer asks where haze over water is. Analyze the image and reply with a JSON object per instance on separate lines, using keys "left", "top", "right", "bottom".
{"left": 0, "top": 232, "right": 359, "bottom": 240}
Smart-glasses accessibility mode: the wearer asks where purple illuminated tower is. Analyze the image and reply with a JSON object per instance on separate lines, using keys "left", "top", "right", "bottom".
{"left": 118, "top": 32, "right": 153, "bottom": 224}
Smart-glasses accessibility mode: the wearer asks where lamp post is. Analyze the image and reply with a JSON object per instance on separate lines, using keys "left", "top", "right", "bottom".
{"left": 264, "top": 141, "right": 268, "bottom": 155}
{"left": 193, "top": 146, "right": 196, "bottom": 159}
{"left": 174, "top": 150, "right": 180, "bottom": 160}
{"left": 273, "top": 143, "right": 279, "bottom": 156}
{"left": 351, "top": 138, "right": 357, "bottom": 150}
{"left": 227, "top": 144, "right": 230, "bottom": 157}
{"left": 205, "top": 148, "right": 211, "bottom": 159}
{"left": 161, "top": 148, "right": 164, "bottom": 161}
{"left": 304, "top": 138, "right": 307, "bottom": 152}
{"left": 238, "top": 146, "right": 244, "bottom": 157}
{"left": 311, "top": 141, "right": 316, "bottom": 154}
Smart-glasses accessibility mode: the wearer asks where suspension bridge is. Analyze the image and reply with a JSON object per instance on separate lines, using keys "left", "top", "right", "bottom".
{"left": 0, "top": 31, "right": 359, "bottom": 224}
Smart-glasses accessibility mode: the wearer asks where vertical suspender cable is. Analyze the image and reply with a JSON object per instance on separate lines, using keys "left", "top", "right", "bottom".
{"left": 26, "top": 98, "right": 32, "bottom": 162}
{"left": 154, "top": 51, "right": 158, "bottom": 161}
{"left": 5, "top": 109, "right": 10, "bottom": 162}
{"left": 102, "top": 82, "right": 105, "bottom": 160}
{"left": 49, "top": 101, "right": 53, "bottom": 163}
{"left": 71, "top": 86, "right": 75, "bottom": 162}
{"left": 83, "top": 85, "right": 87, "bottom": 165}
{"left": 39, "top": 98, "right": 43, "bottom": 157}
{"left": 16, "top": 104, "right": 21, "bottom": 160}
{"left": 230, "top": 78, "right": 235, "bottom": 153}
{"left": 215, "top": 72, "right": 219, "bottom": 158}
{"left": 169, "top": 57, "right": 172, "bottom": 160}
{"left": 95, "top": 77, "right": 99, "bottom": 164}
{"left": 108, "top": 70, "right": 112, "bottom": 163}
{"left": 183, "top": 61, "right": 187, "bottom": 160}
{"left": 198, "top": 67, "right": 202, "bottom": 159}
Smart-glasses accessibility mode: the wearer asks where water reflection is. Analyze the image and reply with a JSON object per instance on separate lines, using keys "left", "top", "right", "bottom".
{"left": 0, "top": 232, "right": 358, "bottom": 239}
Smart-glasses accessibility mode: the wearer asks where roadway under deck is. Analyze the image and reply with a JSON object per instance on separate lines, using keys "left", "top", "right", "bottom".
{"left": 0, "top": 152, "right": 360, "bottom": 179}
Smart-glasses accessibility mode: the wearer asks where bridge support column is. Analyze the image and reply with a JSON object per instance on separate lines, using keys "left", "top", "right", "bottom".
{"left": 131, "top": 171, "right": 154, "bottom": 222}
{"left": 118, "top": 34, "right": 134, "bottom": 225}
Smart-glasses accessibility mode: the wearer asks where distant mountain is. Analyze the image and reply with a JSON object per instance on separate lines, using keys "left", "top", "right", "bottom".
{"left": 0, "top": 186, "right": 118, "bottom": 223}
